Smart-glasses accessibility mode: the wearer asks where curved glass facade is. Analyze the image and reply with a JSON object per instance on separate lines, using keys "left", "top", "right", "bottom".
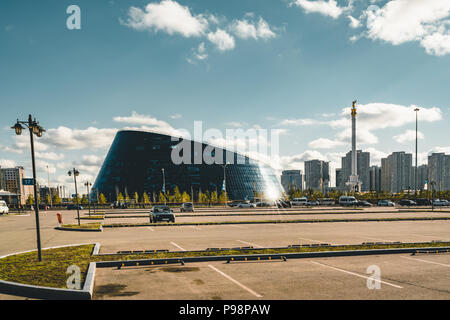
{"left": 92, "top": 130, "right": 282, "bottom": 201}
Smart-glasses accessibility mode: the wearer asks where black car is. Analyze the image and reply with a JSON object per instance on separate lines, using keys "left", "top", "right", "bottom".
{"left": 112, "top": 201, "right": 128, "bottom": 209}
{"left": 398, "top": 199, "right": 417, "bottom": 206}
{"left": 67, "top": 204, "right": 83, "bottom": 210}
{"left": 276, "top": 200, "right": 292, "bottom": 208}
{"left": 150, "top": 205, "right": 175, "bottom": 223}
{"left": 415, "top": 198, "right": 431, "bottom": 206}
{"left": 228, "top": 201, "right": 242, "bottom": 207}
{"left": 356, "top": 200, "right": 372, "bottom": 207}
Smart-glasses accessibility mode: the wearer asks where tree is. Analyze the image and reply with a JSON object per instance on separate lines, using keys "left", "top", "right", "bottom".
{"left": 52, "top": 194, "right": 62, "bottom": 205}
{"left": 26, "top": 195, "right": 34, "bottom": 205}
{"left": 81, "top": 194, "right": 88, "bottom": 205}
{"left": 45, "top": 194, "right": 51, "bottom": 205}
{"left": 219, "top": 191, "right": 227, "bottom": 204}
{"left": 173, "top": 186, "right": 182, "bottom": 203}
{"left": 117, "top": 192, "right": 124, "bottom": 202}
{"left": 210, "top": 190, "right": 218, "bottom": 203}
{"left": 99, "top": 193, "right": 107, "bottom": 204}
{"left": 158, "top": 192, "right": 166, "bottom": 204}
{"left": 134, "top": 192, "right": 139, "bottom": 204}
{"left": 181, "top": 191, "right": 190, "bottom": 203}
{"left": 141, "top": 192, "right": 151, "bottom": 205}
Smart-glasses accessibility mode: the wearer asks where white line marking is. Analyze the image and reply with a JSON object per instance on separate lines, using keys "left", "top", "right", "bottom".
{"left": 236, "top": 240, "right": 263, "bottom": 248}
{"left": 298, "top": 237, "right": 332, "bottom": 244}
{"left": 188, "top": 225, "right": 202, "bottom": 230}
{"left": 208, "top": 264, "right": 262, "bottom": 298}
{"left": 310, "top": 261, "right": 403, "bottom": 289}
{"left": 170, "top": 241, "right": 186, "bottom": 251}
{"left": 400, "top": 256, "right": 450, "bottom": 267}
{"left": 359, "top": 236, "right": 394, "bottom": 242}
{"left": 146, "top": 227, "right": 154, "bottom": 231}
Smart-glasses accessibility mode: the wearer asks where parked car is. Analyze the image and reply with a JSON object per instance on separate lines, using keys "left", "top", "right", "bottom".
{"left": 150, "top": 205, "right": 175, "bottom": 223}
{"left": 416, "top": 198, "right": 431, "bottom": 206}
{"left": 319, "top": 198, "right": 336, "bottom": 206}
{"left": 228, "top": 201, "right": 242, "bottom": 207}
{"left": 180, "top": 202, "right": 194, "bottom": 212}
{"left": 255, "top": 201, "right": 274, "bottom": 207}
{"left": 306, "top": 200, "right": 320, "bottom": 206}
{"left": 398, "top": 199, "right": 417, "bottom": 206}
{"left": 378, "top": 200, "right": 395, "bottom": 207}
{"left": 0, "top": 201, "right": 9, "bottom": 215}
{"left": 339, "top": 196, "right": 358, "bottom": 206}
{"left": 291, "top": 197, "right": 308, "bottom": 206}
{"left": 112, "top": 201, "right": 128, "bottom": 209}
{"left": 432, "top": 199, "right": 450, "bottom": 207}
{"left": 276, "top": 199, "right": 292, "bottom": 208}
{"left": 67, "top": 204, "right": 83, "bottom": 210}
{"left": 356, "top": 200, "right": 372, "bottom": 207}
{"left": 238, "top": 201, "right": 256, "bottom": 208}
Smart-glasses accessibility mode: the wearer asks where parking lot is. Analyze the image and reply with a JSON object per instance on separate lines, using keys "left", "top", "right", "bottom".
{"left": 1, "top": 207, "right": 450, "bottom": 299}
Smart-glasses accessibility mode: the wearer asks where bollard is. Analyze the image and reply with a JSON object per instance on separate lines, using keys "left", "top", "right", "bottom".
{"left": 57, "top": 212, "right": 63, "bottom": 227}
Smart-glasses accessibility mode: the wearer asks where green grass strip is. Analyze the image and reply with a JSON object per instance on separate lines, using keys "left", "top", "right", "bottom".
{"left": 0, "top": 245, "right": 94, "bottom": 289}
{"left": 1, "top": 242, "right": 450, "bottom": 289}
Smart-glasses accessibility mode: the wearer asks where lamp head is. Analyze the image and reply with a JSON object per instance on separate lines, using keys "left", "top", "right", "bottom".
{"left": 11, "top": 122, "right": 24, "bottom": 135}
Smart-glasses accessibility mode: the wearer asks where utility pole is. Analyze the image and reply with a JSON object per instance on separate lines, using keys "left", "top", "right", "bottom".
{"left": 414, "top": 108, "right": 419, "bottom": 197}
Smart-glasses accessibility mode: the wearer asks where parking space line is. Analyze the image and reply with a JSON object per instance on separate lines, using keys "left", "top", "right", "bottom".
{"left": 188, "top": 226, "right": 202, "bottom": 230}
{"left": 236, "top": 240, "right": 263, "bottom": 248}
{"left": 359, "top": 236, "right": 394, "bottom": 242}
{"left": 170, "top": 241, "right": 186, "bottom": 251}
{"left": 208, "top": 264, "right": 262, "bottom": 298}
{"left": 400, "top": 256, "right": 450, "bottom": 267}
{"left": 298, "top": 237, "right": 333, "bottom": 244}
{"left": 227, "top": 225, "right": 247, "bottom": 229}
{"left": 310, "top": 261, "right": 403, "bottom": 289}
{"left": 146, "top": 227, "right": 154, "bottom": 231}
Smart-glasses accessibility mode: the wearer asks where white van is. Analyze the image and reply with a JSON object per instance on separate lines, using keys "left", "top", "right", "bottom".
{"left": 339, "top": 196, "right": 357, "bottom": 206}
{"left": 0, "top": 201, "right": 9, "bottom": 215}
{"left": 291, "top": 197, "right": 308, "bottom": 206}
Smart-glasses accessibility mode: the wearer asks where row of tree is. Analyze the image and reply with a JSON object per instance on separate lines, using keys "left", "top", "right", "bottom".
{"left": 285, "top": 187, "right": 450, "bottom": 201}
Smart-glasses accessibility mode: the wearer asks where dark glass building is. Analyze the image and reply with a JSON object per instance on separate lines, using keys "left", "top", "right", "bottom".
{"left": 92, "top": 130, "right": 282, "bottom": 201}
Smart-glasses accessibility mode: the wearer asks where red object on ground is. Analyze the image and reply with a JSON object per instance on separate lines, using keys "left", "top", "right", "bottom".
{"left": 57, "top": 212, "right": 63, "bottom": 224}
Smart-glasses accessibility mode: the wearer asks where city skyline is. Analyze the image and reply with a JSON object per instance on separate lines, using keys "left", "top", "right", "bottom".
{"left": 1, "top": 0, "right": 450, "bottom": 194}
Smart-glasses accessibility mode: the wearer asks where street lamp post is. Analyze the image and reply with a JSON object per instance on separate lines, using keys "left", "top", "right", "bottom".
{"left": 84, "top": 181, "right": 92, "bottom": 216}
{"left": 68, "top": 168, "right": 81, "bottom": 226}
{"left": 414, "top": 108, "right": 419, "bottom": 197}
{"left": 162, "top": 168, "right": 166, "bottom": 205}
{"left": 219, "top": 162, "right": 230, "bottom": 207}
{"left": 11, "top": 115, "right": 45, "bottom": 261}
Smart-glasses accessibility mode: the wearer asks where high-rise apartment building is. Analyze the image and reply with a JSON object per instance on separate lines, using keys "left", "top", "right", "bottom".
{"left": 281, "top": 170, "right": 303, "bottom": 192}
{"left": 381, "top": 152, "right": 413, "bottom": 193}
{"left": 428, "top": 153, "right": 450, "bottom": 191}
{"left": 304, "top": 160, "right": 329, "bottom": 192}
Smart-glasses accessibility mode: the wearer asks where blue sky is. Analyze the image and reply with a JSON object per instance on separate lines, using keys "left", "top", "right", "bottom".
{"left": 1, "top": 0, "right": 449, "bottom": 192}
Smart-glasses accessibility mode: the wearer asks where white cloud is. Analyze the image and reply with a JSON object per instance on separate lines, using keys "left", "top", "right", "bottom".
{"left": 281, "top": 102, "right": 443, "bottom": 149}
{"left": 308, "top": 138, "right": 346, "bottom": 149}
{"left": 122, "top": 0, "right": 209, "bottom": 37}
{"left": 347, "top": 15, "right": 361, "bottom": 28}
{"left": 393, "top": 130, "right": 424, "bottom": 143}
{"left": 207, "top": 29, "right": 235, "bottom": 51}
{"left": 0, "top": 159, "right": 17, "bottom": 168}
{"left": 230, "top": 16, "right": 276, "bottom": 40}
{"left": 35, "top": 152, "right": 65, "bottom": 161}
{"left": 280, "top": 118, "right": 320, "bottom": 126}
{"left": 170, "top": 113, "right": 182, "bottom": 119}
{"left": 42, "top": 127, "right": 118, "bottom": 150}
{"left": 363, "top": 0, "right": 450, "bottom": 56}
{"left": 291, "top": 0, "right": 346, "bottom": 19}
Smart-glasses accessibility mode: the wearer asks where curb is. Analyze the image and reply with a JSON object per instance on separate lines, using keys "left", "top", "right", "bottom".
{"left": 102, "top": 217, "right": 450, "bottom": 228}
{"left": 96, "top": 246, "right": 450, "bottom": 268}
{"left": 55, "top": 226, "right": 103, "bottom": 232}
{"left": 0, "top": 243, "right": 99, "bottom": 300}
